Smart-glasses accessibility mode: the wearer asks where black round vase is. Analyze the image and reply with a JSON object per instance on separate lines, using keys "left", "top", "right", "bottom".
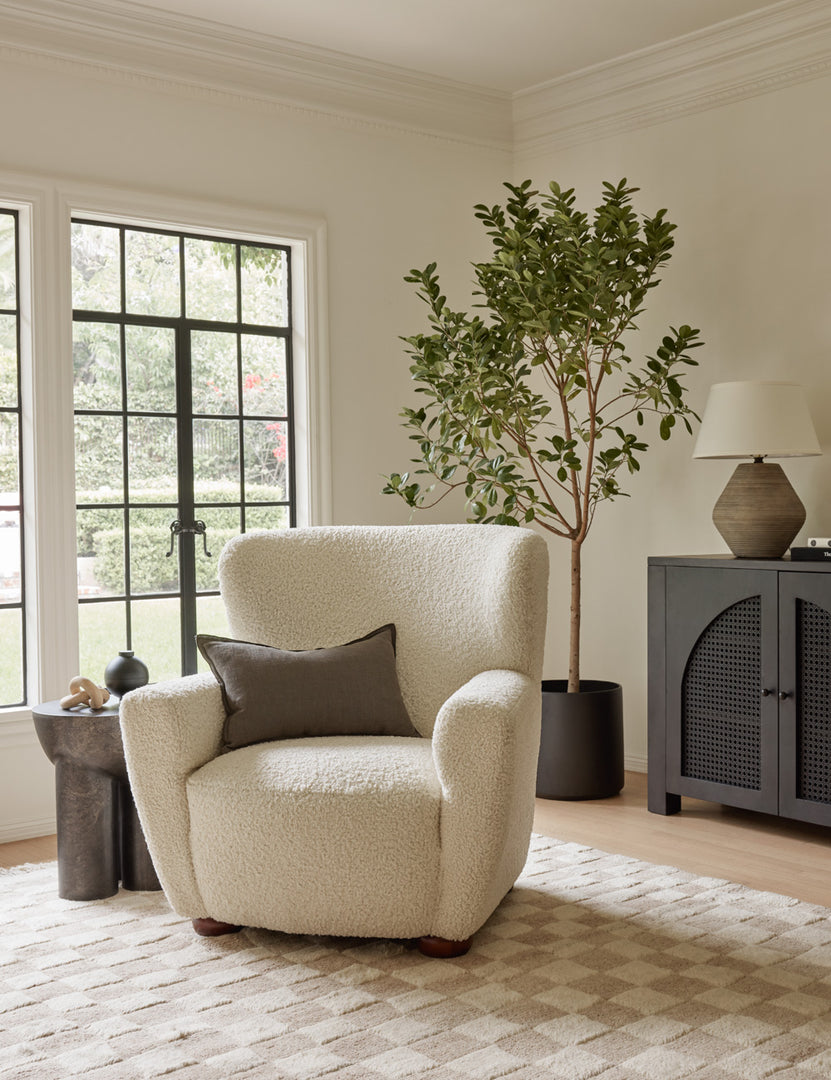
{"left": 104, "top": 651, "right": 149, "bottom": 698}
{"left": 536, "top": 679, "right": 624, "bottom": 800}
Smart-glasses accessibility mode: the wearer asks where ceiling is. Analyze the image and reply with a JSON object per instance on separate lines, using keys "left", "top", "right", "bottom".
{"left": 99, "top": 0, "right": 783, "bottom": 92}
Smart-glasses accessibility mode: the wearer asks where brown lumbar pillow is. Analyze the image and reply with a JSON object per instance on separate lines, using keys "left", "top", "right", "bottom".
{"left": 196, "top": 624, "right": 418, "bottom": 751}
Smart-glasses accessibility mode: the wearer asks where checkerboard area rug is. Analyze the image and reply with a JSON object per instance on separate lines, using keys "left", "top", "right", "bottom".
{"left": 4, "top": 836, "right": 831, "bottom": 1080}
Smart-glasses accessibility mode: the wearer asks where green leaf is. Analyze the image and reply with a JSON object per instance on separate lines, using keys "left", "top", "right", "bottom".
{"left": 385, "top": 175, "right": 702, "bottom": 593}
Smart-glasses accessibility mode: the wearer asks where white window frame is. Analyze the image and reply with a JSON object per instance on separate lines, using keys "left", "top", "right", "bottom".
{"left": 0, "top": 175, "right": 331, "bottom": 730}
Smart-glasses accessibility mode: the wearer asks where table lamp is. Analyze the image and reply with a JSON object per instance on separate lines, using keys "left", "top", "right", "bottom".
{"left": 693, "top": 380, "right": 821, "bottom": 558}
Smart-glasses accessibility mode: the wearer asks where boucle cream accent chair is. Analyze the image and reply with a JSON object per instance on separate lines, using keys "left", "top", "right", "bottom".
{"left": 120, "top": 524, "right": 549, "bottom": 957}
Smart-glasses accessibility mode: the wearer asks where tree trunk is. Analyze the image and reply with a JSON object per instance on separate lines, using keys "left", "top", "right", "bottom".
{"left": 568, "top": 539, "right": 581, "bottom": 693}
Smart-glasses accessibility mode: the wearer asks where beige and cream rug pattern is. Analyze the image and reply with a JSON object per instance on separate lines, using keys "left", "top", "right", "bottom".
{"left": 3, "top": 835, "right": 831, "bottom": 1079}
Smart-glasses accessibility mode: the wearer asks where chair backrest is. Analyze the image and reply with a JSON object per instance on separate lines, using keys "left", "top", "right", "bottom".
{"left": 218, "top": 524, "right": 549, "bottom": 736}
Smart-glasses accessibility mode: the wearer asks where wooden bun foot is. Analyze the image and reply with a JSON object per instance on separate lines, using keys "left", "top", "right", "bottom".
{"left": 418, "top": 935, "right": 472, "bottom": 958}
{"left": 192, "top": 917, "right": 243, "bottom": 937}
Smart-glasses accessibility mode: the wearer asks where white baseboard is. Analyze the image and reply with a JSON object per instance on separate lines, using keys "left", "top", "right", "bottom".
{"left": 0, "top": 817, "right": 56, "bottom": 844}
{"left": 625, "top": 754, "right": 647, "bottom": 774}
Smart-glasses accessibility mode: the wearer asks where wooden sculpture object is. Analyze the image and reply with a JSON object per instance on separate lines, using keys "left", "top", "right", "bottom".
{"left": 60, "top": 676, "right": 110, "bottom": 711}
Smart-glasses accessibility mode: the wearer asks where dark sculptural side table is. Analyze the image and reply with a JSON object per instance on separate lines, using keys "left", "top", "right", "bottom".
{"left": 32, "top": 700, "right": 161, "bottom": 901}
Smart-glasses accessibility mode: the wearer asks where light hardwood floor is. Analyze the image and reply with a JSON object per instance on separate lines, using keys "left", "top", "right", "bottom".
{"left": 533, "top": 771, "right": 831, "bottom": 908}
{"left": 0, "top": 833, "right": 56, "bottom": 869}
{"left": 3, "top": 772, "right": 831, "bottom": 907}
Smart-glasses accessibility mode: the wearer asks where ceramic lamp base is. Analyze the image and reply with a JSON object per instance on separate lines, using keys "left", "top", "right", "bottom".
{"left": 712, "top": 461, "right": 805, "bottom": 559}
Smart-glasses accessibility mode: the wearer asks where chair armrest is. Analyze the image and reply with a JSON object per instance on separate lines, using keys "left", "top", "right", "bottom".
{"left": 120, "top": 673, "right": 225, "bottom": 916}
{"left": 430, "top": 669, "right": 540, "bottom": 941}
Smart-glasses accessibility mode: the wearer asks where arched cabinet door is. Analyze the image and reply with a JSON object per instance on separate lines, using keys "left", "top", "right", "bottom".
{"left": 778, "top": 574, "right": 831, "bottom": 825}
{"left": 664, "top": 566, "right": 779, "bottom": 814}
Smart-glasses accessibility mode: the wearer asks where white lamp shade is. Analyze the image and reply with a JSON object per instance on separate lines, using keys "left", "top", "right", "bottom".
{"left": 693, "top": 380, "right": 821, "bottom": 460}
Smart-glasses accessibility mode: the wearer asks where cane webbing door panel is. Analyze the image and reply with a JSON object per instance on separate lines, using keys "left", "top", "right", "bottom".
{"left": 665, "top": 566, "right": 778, "bottom": 813}
{"left": 779, "top": 574, "right": 831, "bottom": 825}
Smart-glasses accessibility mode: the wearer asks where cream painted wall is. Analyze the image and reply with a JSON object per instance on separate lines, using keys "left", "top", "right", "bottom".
{"left": 516, "top": 73, "right": 831, "bottom": 765}
{"left": 4, "top": 44, "right": 831, "bottom": 837}
{"left": 0, "top": 55, "right": 509, "bottom": 838}
{"left": 0, "top": 54, "right": 510, "bottom": 522}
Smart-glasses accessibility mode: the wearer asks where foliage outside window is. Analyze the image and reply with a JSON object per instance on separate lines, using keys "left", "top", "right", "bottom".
{"left": 72, "top": 220, "right": 293, "bottom": 682}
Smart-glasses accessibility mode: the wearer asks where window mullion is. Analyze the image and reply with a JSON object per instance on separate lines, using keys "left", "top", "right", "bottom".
{"left": 175, "top": 324, "right": 197, "bottom": 674}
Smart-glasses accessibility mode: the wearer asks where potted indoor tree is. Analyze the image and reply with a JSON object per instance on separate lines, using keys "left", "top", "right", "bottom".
{"left": 384, "top": 178, "right": 703, "bottom": 798}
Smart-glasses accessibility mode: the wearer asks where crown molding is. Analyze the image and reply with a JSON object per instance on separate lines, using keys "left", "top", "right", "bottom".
{"left": 0, "top": 0, "right": 512, "bottom": 151}
{"left": 3, "top": 2, "right": 828, "bottom": 162}
{"left": 513, "top": 0, "right": 831, "bottom": 158}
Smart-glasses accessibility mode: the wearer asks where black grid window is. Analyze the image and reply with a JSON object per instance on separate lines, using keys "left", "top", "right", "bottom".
{"left": 0, "top": 209, "right": 25, "bottom": 707}
{"left": 71, "top": 220, "right": 294, "bottom": 681}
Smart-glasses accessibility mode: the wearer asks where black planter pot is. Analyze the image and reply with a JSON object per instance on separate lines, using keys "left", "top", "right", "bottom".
{"left": 536, "top": 679, "right": 624, "bottom": 800}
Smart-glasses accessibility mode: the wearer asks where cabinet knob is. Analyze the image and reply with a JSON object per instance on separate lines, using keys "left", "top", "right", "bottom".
{"left": 778, "top": 691, "right": 792, "bottom": 701}
{"left": 761, "top": 688, "right": 772, "bottom": 697}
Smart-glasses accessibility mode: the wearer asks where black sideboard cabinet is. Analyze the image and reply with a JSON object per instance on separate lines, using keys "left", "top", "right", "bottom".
{"left": 648, "top": 555, "right": 831, "bottom": 827}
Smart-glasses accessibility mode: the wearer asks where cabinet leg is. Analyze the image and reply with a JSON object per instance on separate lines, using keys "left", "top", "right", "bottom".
{"left": 118, "top": 784, "right": 161, "bottom": 892}
{"left": 55, "top": 760, "right": 119, "bottom": 900}
{"left": 648, "top": 791, "right": 681, "bottom": 815}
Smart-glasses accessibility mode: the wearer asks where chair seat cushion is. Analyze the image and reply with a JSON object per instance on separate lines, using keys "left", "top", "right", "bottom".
{"left": 186, "top": 736, "right": 442, "bottom": 938}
